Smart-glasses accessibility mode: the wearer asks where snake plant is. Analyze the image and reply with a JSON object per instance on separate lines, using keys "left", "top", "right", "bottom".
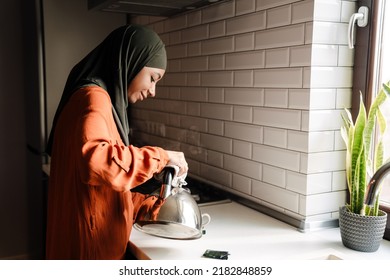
{"left": 341, "top": 82, "right": 390, "bottom": 216}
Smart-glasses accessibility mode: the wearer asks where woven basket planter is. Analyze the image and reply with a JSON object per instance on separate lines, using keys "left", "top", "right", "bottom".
{"left": 339, "top": 206, "right": 387, "bottom": 252}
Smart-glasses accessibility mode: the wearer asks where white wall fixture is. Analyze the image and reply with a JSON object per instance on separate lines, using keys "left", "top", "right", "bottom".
{"left": 348, "top": 6, "right": 369, "bottom": 49}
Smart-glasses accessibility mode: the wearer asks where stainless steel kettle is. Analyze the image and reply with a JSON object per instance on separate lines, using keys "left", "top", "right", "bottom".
{"left": 134, "top": 167, "right": 211, "bottom": 240}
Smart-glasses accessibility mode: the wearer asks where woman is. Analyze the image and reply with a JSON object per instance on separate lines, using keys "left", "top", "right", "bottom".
{"left": 45, "top": 24, "right": 188, "bottom": 259}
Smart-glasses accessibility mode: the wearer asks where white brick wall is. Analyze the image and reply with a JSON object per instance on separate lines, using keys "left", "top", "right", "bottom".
{"left": 130, "top": 0, "right": 357, "bottom": 224}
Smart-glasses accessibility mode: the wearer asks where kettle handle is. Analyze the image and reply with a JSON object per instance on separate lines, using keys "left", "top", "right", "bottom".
{"left": 159, "top": 167, "right": 176, "bottom": 199}
{"left": 201, "top": 213, "right": 211, "bottom": 227}
{"left": 163, "top": 167, "right": 175, "bottom": 185}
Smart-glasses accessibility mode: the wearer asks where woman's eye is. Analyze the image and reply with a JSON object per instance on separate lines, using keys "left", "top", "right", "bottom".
{"left": 151, "top": 76, "right": 156, "bottom": 83}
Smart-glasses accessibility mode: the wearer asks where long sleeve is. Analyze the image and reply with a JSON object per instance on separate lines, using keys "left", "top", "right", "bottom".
{"left": 75, "top": 86, "right": 169, "bottom": 191}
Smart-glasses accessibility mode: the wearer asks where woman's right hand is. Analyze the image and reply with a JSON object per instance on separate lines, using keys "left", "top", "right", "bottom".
{"left": 165, "top": 150, "right": 188, "bottom": 176}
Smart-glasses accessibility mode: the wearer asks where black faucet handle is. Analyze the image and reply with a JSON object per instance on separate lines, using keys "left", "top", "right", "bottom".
{"left": 366, "top": 161, "right": 390, "bottom": 205}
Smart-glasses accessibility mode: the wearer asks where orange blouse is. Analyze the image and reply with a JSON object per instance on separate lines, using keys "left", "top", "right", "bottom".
{"left": 45, "top": 86, "right": 169, "bottom": 259}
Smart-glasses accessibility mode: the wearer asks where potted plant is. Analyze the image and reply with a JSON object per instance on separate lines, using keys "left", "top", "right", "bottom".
{"left": 339, "top": 81, "right": 390, "bottom": 252}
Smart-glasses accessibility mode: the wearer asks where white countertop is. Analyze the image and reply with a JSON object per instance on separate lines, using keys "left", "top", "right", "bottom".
{"left": 129, "top": 201, "right": 390, "bottom": 260}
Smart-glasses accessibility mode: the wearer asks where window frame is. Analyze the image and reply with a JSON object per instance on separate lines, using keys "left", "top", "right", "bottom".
{"left": 352, "top": 0, "right": 390, "bottom": 240}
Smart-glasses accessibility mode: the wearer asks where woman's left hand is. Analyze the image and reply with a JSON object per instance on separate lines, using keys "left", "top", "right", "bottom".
{"left": 165, "top": 150, "right": 188, "bottom": 176}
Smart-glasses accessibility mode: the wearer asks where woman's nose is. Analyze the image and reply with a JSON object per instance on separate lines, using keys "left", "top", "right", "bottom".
{"left": 148, "top": 84, "right": 156, "bottom": 97}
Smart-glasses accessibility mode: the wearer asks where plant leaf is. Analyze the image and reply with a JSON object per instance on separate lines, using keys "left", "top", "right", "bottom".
{"left": 350, "top": 96, "right": 366, "bottom": 212}
{"left": 364, "top": 94, "right": 384, "bottom": 173}
{"left": 383, "top": 82, "right": 390, "bottom": 98}
{"left": 357, "top": 146, "right": 366, "bottom": 214}
{"left": 341, "top": 109, "right": 354, "bottom": 194}
{"left": 373, "top": 109, "right": 386, "bottom": 172}
{"left": 377, "top": 108, "right": 387, "bottom": 135}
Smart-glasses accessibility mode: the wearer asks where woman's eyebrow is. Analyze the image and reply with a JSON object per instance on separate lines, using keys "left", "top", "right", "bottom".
{"left": 154, "top": 72, "right": 162, "bottom": 80}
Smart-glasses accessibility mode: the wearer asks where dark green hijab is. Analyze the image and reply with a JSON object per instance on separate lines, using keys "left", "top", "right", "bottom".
{"left": 46, "top": 24, "right": 167, "bottom": 155}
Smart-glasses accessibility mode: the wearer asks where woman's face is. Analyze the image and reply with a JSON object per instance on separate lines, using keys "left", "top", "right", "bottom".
{"left": 127, "top": 66, "right": 165, "bottom": 103}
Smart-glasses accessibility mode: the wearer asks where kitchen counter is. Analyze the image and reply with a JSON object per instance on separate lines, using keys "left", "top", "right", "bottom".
{"left": 129, "top": 201, "right": 390, "bottom": 260}
{"left": 43, "top": 163, "right": 390, "bottom": 260}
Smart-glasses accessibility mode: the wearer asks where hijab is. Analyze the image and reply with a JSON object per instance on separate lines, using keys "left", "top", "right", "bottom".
{"left": 46, "top": 24, "right": 167, "bottom": 155}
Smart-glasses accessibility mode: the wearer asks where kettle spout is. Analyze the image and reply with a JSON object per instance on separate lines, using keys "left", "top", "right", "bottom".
{"left": 365, "top": 161, "right": 390, "bottom": 206}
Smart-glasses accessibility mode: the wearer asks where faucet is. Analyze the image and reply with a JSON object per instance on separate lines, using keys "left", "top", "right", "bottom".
{"left": 365, "top": 161, "right": 390, "bottom": 205}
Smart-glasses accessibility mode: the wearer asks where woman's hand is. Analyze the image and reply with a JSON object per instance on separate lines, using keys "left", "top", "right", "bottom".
{"left": 165, "top": 150, "right": 188, "bottom": 176}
